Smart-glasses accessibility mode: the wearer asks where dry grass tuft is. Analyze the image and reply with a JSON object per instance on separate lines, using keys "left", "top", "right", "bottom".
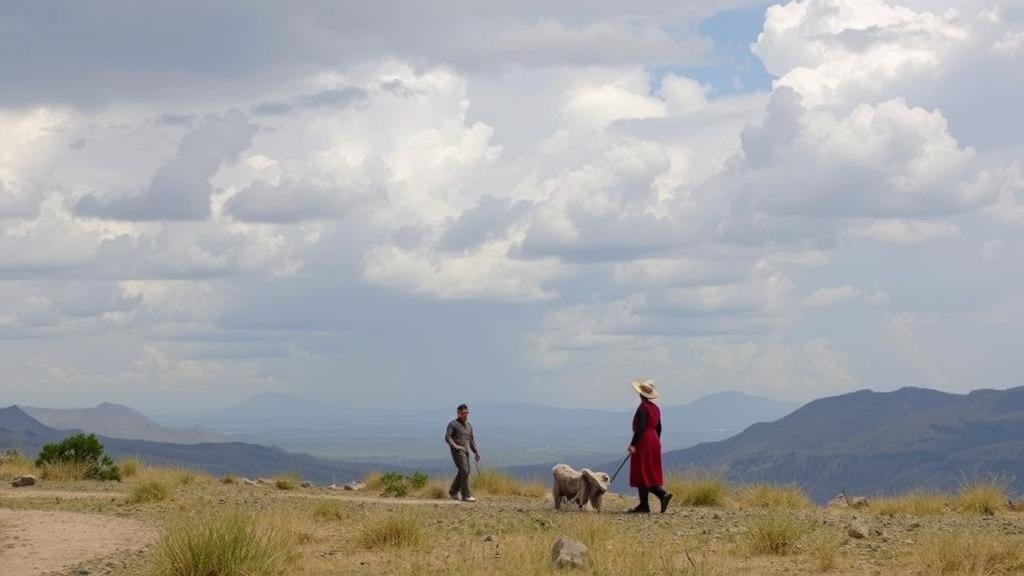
{"left": 420, "top": 480, "right": 450, "bottom": 500}
{"left": 873, "top": 490, "right": 948, "bottom": 516}
{"left": 220, "top": 475, "right": 237, "bottom": 484}
{"left": 808, "top": 529, "right": 844, "bottom": 572}
{"left": 0, "top": 452, "right": 38, "bottom": 479}
{"left": 362, "top": 471, "right": 384, "bottom": 491}
{"left": 40, "top": 460, "right": 93, "bottom": 481}
{"left": 149, "top": 509, "right": 298, "bottom": 576}
{"left": 955, "top": 477, "right": 1009, "bottom": 516}
{"left": 666, "top": 470, "right": 729, "bottom": 507}
{"left": 743, "top": 513, "right": 810, "bottom": 556}
{"left": 274, "top": 472, "right": 301, "bottom": 491}
{"left": 735, "top": 483, "right": 812, "bottom": 510}
{"left": 311, "top": 500, "right": 353, "bottom": 522}
{"left": 129, "top": 479, "right": 170, "bottom": 504}
{"left": 138, "top": 466, "right": 211, "bottom": 487}
{"left": 117, "top": 457, "right": 143, "bottom": 478}
{"left": 471, "top": 467, "right": 545, "bottom": 498}
{"left": 358, "top": 510, "right": 426, "bottom": 549}
{"left": 912, "top": 532, "right": 1024, "bottom": 575}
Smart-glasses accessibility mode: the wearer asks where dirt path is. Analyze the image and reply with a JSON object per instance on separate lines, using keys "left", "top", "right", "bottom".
{"left": 0, "top": 508, "right": 155, "bottom": 576}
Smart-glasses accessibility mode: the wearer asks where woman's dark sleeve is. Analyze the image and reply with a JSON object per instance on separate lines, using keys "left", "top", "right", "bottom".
{"left": 630, "top": 408, "right": 647, "bottom": 446}
{"left": 656, "top": 419, "right": 662, "bottom": 438}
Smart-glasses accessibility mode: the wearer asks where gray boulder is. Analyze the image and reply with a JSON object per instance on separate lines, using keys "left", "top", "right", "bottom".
{"left": 551, "top": 536, "right": 588, "bottom": 569}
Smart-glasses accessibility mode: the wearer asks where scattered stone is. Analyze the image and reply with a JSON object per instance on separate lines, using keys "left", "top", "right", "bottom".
{"left": 829, "top": 491, "right": 869, "bottom": 508}
{"left": 847, "top": 522, "right": 869, "bottom": 539}
{"left": 77, "top": 569, "right": 91, "bottom": 576}
{"left": 256, "top": 477, "right": 272, "bottom": 484}
{"left": 11, "top": 475, "right": 37, "bottom": 487}
{"left": 241, "top": 478, "right": 258, "bottom": 486}
{"left": 300, "top": 481, "right": 313, "bottom": 488}
{"left": 551, "top": 536, "right": 588, "bottom": 569}
{"left": 484, "top": 534, "right": 495, "bottom": 542}
{"left": 343, "top": 482, "right": 366, "bottom": 491}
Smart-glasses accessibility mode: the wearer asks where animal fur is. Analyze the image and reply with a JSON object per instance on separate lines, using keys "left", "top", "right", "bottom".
{"left": 552, "top": 464, "right": 610, "bottom": 512}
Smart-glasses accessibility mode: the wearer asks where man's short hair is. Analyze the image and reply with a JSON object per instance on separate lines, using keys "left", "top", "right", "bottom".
{"left": 457, "top": 404, "right": 469, "bottom": 412}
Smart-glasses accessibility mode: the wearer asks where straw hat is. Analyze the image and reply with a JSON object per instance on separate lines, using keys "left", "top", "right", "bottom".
{"left": 631, "top": 379, "right": 659, "bottom": 400}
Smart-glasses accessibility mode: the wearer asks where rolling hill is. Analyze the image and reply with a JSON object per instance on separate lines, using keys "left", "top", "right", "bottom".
{"left": 654, "top": 386, "right": 1024, "bottom": 501}
{"left": 0, "top": 405, "right": 405, "bottom": 483}
{"left": 23, "top": 402, "right": 225, "bottom": 444}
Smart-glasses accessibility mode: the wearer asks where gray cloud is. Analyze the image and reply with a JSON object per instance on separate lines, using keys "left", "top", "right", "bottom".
{"left": 75, "top": 110, "right": 257, "bottom": 221}
{"left": 224, "top": 179, "right": 374, "bottom": 223}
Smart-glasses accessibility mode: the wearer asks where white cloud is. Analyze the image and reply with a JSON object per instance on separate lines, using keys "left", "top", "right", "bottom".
{"left": 847, "top": 218, "right": 962, "bottom": 245}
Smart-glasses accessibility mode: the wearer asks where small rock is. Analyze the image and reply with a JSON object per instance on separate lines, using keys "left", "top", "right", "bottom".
{"left": 242, "top": 478, "right": 258, "bottom": 486}
{"left": 847, "top": 522, "right": 869, "bottom": 539}
{"left": 343, "top": 482, "right": 365, "bottom": 491}
{"left": 11, "top": 475, "right": 36, "bottom": 487}
{"left": 77, "top": 570, "right": 91, "bottom": 576}
{"left": 551, "top": 536, "right": 588, "bottom": 569}
{"left": 484, "top": 534, "right": 495, "bottom": 542}
{"left": 299, "top": 481, "right": 313, "bottom": 488}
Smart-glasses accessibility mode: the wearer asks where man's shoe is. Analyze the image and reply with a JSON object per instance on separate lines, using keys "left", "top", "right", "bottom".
{"left": 449, "top": 492, "right": 460, "bottom": 501}
{"left": 659, "top": 493, "right": 673, "bottom": 513}
{"left": 462, "top": 496, "right": 477, "bottom": 503}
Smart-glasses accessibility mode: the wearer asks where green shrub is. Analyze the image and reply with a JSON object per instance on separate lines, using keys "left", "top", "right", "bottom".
{"left": 274, "top": 473, "right": 300, "bottom": 490}
{"left": 381, "top": 472, "right": 409, "bottom": 497}
{"left": 409, "top": 471, "right": 429, "bottom": 490}
{"left": 35, "top": 433, "right": 120, "bottom": 481}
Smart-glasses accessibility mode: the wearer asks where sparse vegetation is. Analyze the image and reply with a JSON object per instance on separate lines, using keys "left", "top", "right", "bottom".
{"left": 363, "top": 471, "right": 384, "bottom": 491}
{"left": 735, "top": 483, "right": 812, "bottom": 510}
{"left": 955, "top": 477, "right": 1009, "bottom": 516}
{"left": 409, "top": 471, "right": 429, "bottom": 490}
{"left": 808, "top": 529, "right": 843, "bottom": 572}
{"left": 743, "top": 513, "right": 810, "bottom": 556}
{"left": 0, "top": 449, "right": 37, "bottom": 479}
{"left": 312, "top": 500, "right": 352, "bottom": 522}
{"left": 118, "top": 457, "right": 142, "bottom": 478}
{"left": 912, "top": 532, "right": 1024, "bottom": 575}
{"left": 129, "top": 479, "right": 170, "bottom": 503}
{"left": 149, "top": 510, "right": 297, "bottom": 576}
{"left": 421, "top": 480, "right": 449, "bottom": 500}
{"left": 220, "top": 475, "right": 237, "bottom": 484}
{"left": 358, "top": 510, "right": 426, "bottom": 549}
{"left": 35, "top": 433, "right": 120, "bottom": 481}
{"left": 274, "top": 472, "right": 301, "bottom": 490}
{"left": 380, "top": 472, "right": 409, "bottom": 497}
{"left": 666, "top": 470, "right": 729, "bottom": 507}
{"left": 471, "top": 467, "right": 546, "bottom": 497}
{"left": 873, "top": 490, "right": 949, "bottom": 516}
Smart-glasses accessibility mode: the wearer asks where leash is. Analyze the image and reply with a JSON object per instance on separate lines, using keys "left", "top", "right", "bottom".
{"left": 609, "top": 453, "right": 631, "bottom": 484}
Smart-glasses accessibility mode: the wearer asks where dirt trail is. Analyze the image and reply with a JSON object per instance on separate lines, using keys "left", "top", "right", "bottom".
{"left": 0, "top": 508, "right": 155, "bottom": 576}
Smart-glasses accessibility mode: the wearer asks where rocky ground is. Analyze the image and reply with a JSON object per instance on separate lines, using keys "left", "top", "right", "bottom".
{"left": 2, "top": 476, "right": 1024, "bottom": 575}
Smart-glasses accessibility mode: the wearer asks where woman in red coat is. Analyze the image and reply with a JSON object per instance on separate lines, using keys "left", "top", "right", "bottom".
{"left": 627, "top": 379, "right": 672, "bottom": 513}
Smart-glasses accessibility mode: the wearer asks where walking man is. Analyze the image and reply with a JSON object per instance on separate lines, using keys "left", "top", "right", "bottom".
{"left": 444, "top": 403, "right": 480, "bottom": 502}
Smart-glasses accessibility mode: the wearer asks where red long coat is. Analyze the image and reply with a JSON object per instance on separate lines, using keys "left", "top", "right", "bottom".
{"left": 629, "top": 400, "right": 663, "bottom": 488}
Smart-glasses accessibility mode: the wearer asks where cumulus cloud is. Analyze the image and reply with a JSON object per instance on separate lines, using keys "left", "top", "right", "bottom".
{"left": 75, "top": 110, "right": 257, "bottom": 221}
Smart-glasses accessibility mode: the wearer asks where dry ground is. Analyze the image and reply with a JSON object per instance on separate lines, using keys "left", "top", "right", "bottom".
{"left": 2, "top": 473, "right": 1024, "bottom": 576}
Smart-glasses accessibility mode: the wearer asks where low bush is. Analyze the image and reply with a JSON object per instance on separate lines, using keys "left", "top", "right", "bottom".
{"left": 913, "top": 532, "right": 1024, "bottom": 575}
{"left": 471, "top": 467, "right": 545, "bottom": 497}
{"left": 735, "top": 483, "right": 812, "bottom": 510}
{"left": 274, "top": 473, "right": 301, "bottom": 491}
{"left": 40, "top": 460, "right": 94, "bottom": 481}
{"left": 409, "top": 471, "right": 429, "bottom": 490}
{"left": 380, "top": 472, "right": 409, "bottom": 497}
{"left": 0, "top": 449, "right": 37, "bottom": 479}
{"left": 808, "top": 529, "right": 843, "bottom": 572}
{"left": 118, "top": 457, "right": 142, "bottom": 479}
{"left": 312, "top": 500, "right": 352, "bottom": 522}
{"left": 363, "top": 471, "right": 384, "bottom": 491}
{"left": 955, "top": 477, "right": 1009, "bottom": 516}
{"left": 421, "top": 481, "right": 449, "bottom": 500}
{"left": 35, "top": 433, "right": 120, "bottom": 481}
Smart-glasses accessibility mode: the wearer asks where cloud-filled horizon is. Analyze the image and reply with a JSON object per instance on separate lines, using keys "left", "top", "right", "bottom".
{"left": 1, "top": 0, "right": 1023, "bottom": 413}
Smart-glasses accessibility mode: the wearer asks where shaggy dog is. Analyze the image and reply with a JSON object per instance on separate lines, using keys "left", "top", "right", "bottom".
{"left": 552, "top": 464, "right": 610, "bottom": 512}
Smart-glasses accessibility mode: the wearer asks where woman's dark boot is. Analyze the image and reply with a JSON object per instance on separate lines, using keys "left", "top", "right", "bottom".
{"left": 629, "top": 488, "right": 651, "bottom": 513}
{"left": 650, "top": 486, "right": 673, "bottom": 513}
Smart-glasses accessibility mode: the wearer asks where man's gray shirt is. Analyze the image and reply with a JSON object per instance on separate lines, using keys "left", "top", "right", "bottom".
{"left": 445, "top": 419, "right": 478, "bottom": 454}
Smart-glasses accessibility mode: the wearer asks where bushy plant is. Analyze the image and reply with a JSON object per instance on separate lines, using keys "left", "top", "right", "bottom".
{"left": 35, "top": 433, "right": 120, "bottom": 481}
{"left": 743, "top": 514, "right": 810, "bottom": 556}
{"left": 129, "top": 479, "right": 170, "bottom": 503}
{"left": 358, "top": 510, "right": 425, "bottom": 549}
{"left": 666, "top": 470, "right": 729, "bottom": 507}
{"left": 409, "top": 471, "right": 429, "bottom": 490}
{"left": 381, "top": 472, "right": 409, "bottom": 497}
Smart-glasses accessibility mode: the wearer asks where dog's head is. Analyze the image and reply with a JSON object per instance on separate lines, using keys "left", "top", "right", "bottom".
{"left": 581, "top": 469, "right": 610, "bottom": 494}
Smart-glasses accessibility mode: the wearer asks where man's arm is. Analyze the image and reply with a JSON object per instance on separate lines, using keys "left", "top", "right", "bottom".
{"left": 444, "top": 421, "right": 462, "bottom": 451}
{"left": 469, "top": 424, "right": 479, "bottom": 456}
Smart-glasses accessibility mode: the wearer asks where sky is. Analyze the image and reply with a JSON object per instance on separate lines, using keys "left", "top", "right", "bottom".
{"left": 1, "top": 0, "right": 1023, "bottom": 413}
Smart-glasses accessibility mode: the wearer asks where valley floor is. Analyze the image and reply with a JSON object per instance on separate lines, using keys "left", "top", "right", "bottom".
{"left": 3, "top": 475, "right": 1024, "bottom": 575}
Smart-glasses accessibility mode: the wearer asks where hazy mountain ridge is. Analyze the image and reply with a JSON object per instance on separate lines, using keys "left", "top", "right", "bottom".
{"left": 655, "top": 386, "right": 1024, "bottom": 501}
{"left": 0, "top": 406, "right": 404, "bottom": 483}
{"left": 23, "top": 402, "right": 226, "bottom": 444}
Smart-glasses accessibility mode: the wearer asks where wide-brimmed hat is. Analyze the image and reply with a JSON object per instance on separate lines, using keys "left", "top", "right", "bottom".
{"left": 631, "top": 379, "right": 659, "bottom": 400}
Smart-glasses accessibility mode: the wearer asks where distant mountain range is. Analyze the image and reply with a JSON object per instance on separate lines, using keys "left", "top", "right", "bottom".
{"left": 0, "top": 406, "right": 399, "bottom": 483}
{"left": 23, "top": 402, "right": 225, "bottom": 444}
{"left": 161, "top": 391, "right": 801, "bottom": 466}
{"left": 650, "top": 386, "right": 1024, "bottom": 501}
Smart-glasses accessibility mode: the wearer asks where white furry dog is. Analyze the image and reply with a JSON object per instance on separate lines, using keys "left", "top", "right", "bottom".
{"left": 552, "top": 464, "right": 610, "bottom": 512}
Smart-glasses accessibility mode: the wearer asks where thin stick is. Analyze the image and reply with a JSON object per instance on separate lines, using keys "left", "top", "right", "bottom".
{"left": 609, "top": 453, "right": 631, "bottom": 484}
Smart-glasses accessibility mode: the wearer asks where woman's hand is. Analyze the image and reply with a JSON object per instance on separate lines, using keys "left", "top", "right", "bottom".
{"left": 627, "top": 445, "right": 636, "bottom": 455}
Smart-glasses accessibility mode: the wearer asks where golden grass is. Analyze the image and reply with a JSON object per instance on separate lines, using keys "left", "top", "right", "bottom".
{"left": 274, "top": 472, "right": 301, "bottom": 491}
{"left": 471, "top": 467, "right": 545, "bottom": 498}
{"left": 358, "top": 510, "right": 426, "bottom": 549}
{"left": 148, "top": 509, "right": 298, "bottom": 576}
{"left": 419, "top": 480, "right": 449, "bottom": 500}
{"left": 137, "top": 466, "right": 212, "bottom": 487}
{"left": 734, "top": 483, "right": 812, "bottom": 510}
{"left": 128, "top": 479, "right": 170, "bottom": 504}
{"left": 743, "top": 513, "right": 810, "bottom": 556}
{"left": 808, "top": 529, "right": 844, "bottom": 572}
{"left": 873, "top": 490, "right": 949, "bottom": 516}
{"left": 955, "top": 478, "right": 1009, "bottom": 516}
{"left": 0, "top": 453, "right": 38, "bottom": 479}
{"left": 220, "top": 475, "right": 237, "bottom": 484}
{"left": 118, "top": 457, "right": 142, "bottom": 478}
{"left": 363, "top": 471, "right": 384, "bottom": 491}
{"left": 311, "top": 500, "right": 353, "bottom": 522}
{"left": 666, "top": 470, "right": 729, "bottom": 507}
{"left": 40, "top": 460, "right": 93, "bottom": 481}
{"left": 912, "top": 532, "right": 1024, "bottom": 575}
